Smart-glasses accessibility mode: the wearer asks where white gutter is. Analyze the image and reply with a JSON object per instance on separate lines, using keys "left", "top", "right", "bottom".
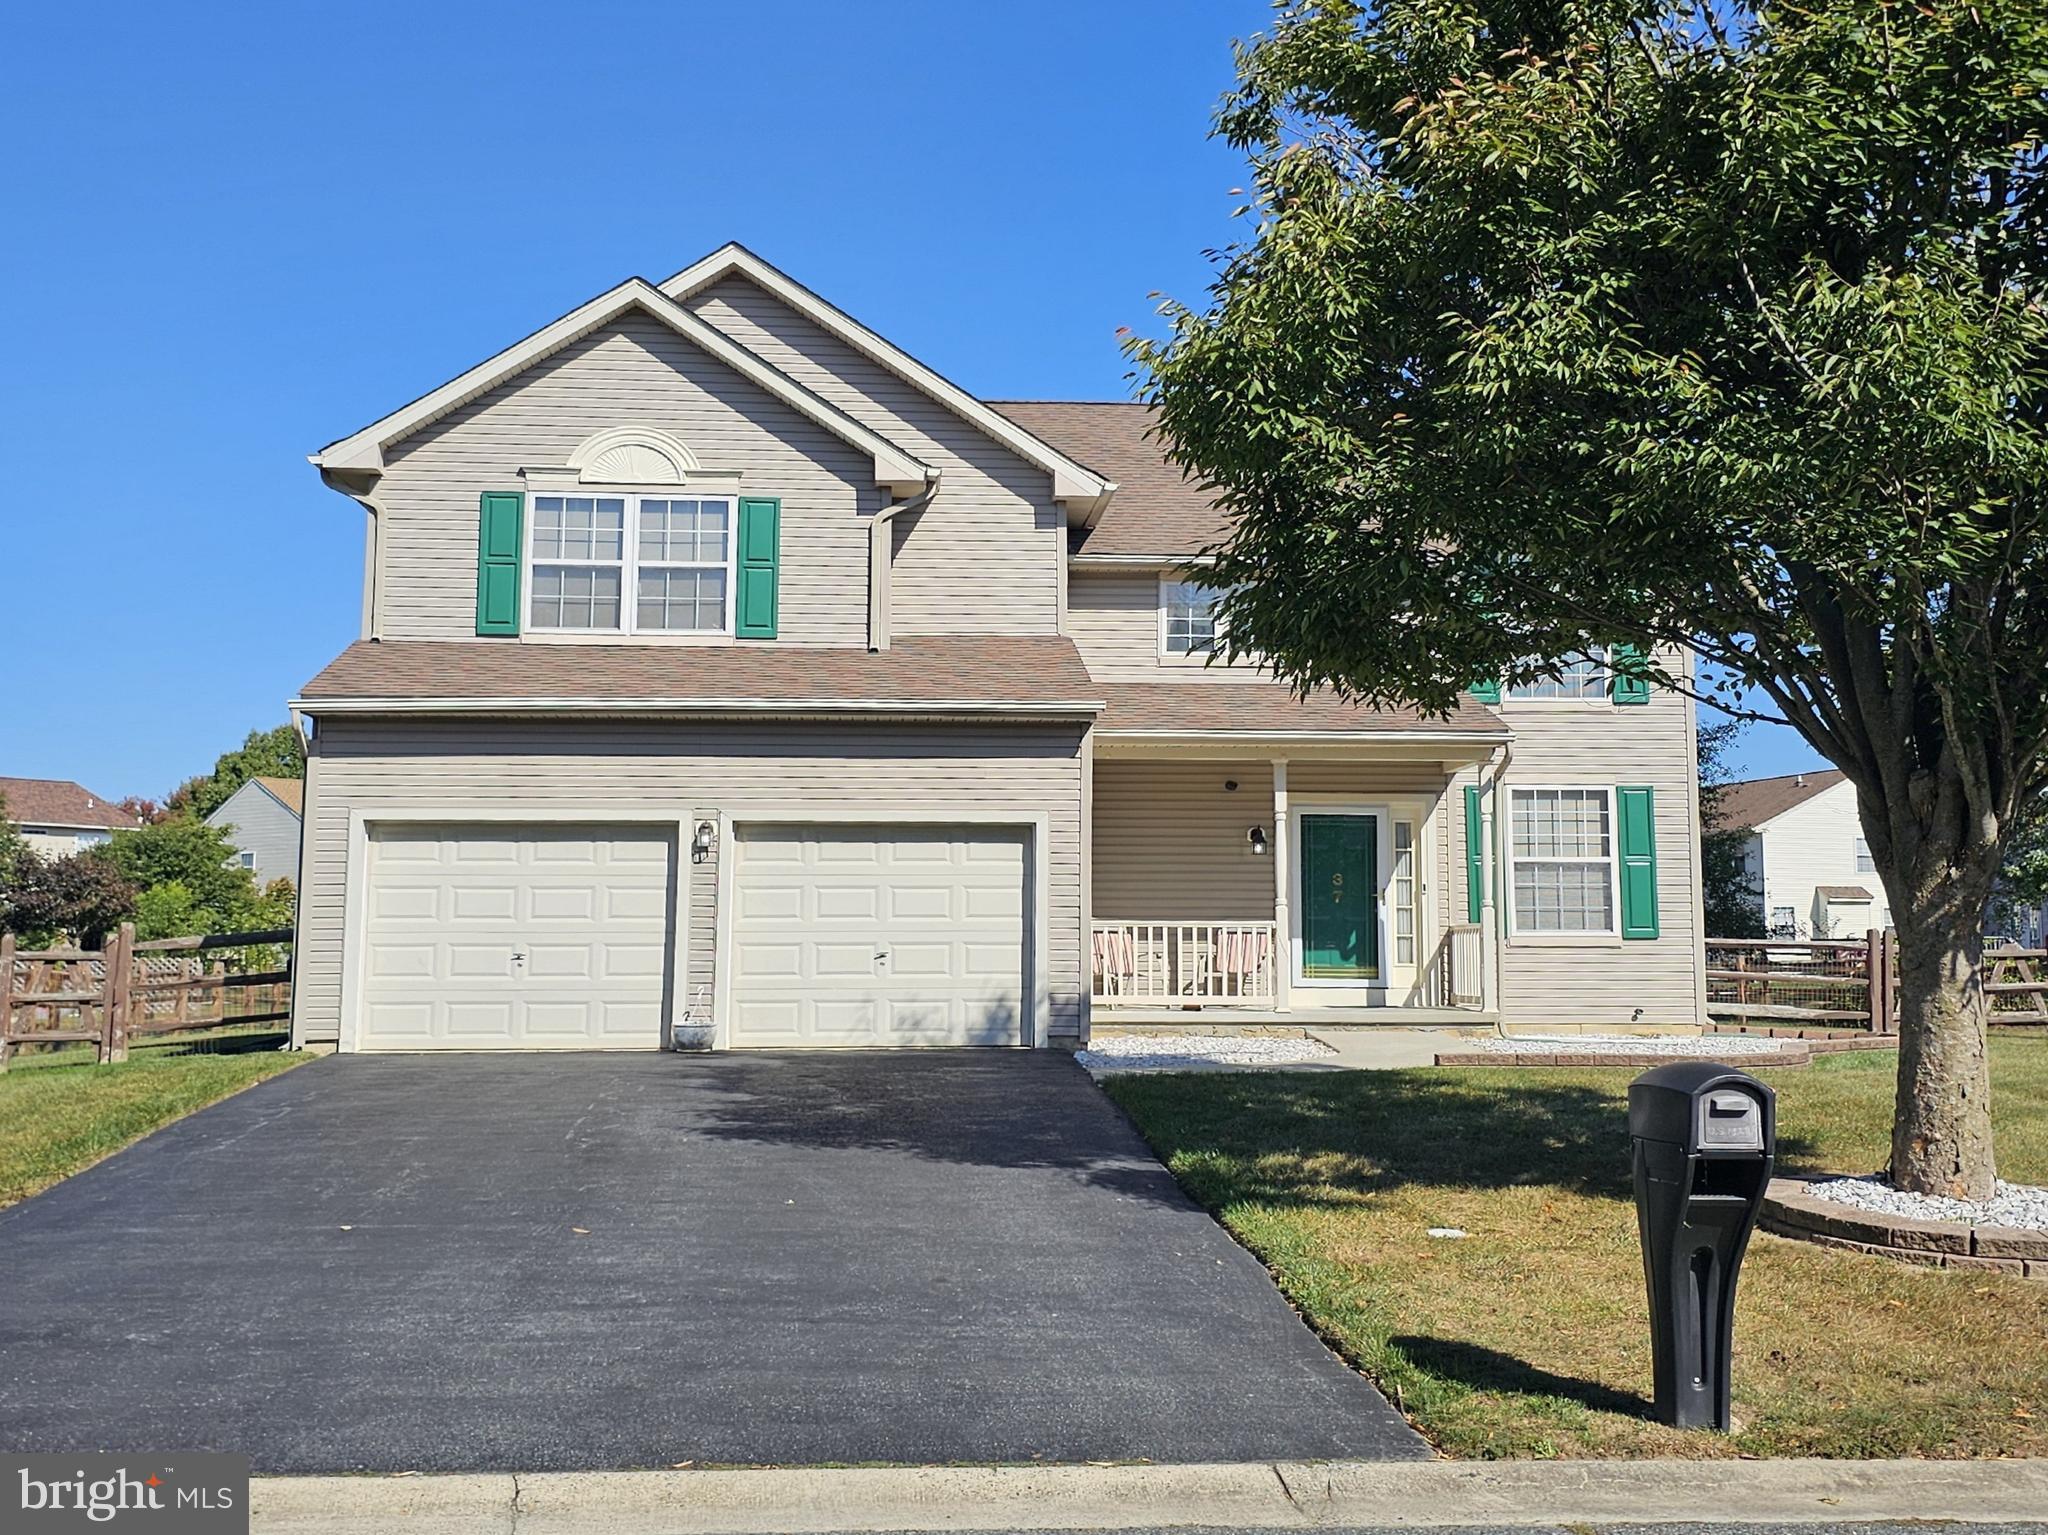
{"left": 1093, "top": 728, "right": 1513, "bottom": 745}
{"left": 290, "top": 695, "right": 1105, "bottom": 717}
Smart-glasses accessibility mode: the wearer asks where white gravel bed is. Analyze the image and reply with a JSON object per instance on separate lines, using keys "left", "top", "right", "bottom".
{"left": 1803, "top": 1174, "right": 2048, "bottom": 1231}
{"left": 1471, "top": 1033, "right": 1794, "bottom": 1056}
{"left": 1074, "top": 1033, "right": 1336, "bottom": 1070}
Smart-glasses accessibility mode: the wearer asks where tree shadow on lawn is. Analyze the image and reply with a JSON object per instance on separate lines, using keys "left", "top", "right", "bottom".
{"left": 1103, "top": 1067, "right": 1819, "bottom": 1204}
{"left": 1389, "top": 1335, "right": 1652, "bottom": 1418}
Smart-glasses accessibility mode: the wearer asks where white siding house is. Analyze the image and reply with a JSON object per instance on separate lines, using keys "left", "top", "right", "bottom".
{"left": 1718, "top": 770, "right": 1889, "bottom": 938}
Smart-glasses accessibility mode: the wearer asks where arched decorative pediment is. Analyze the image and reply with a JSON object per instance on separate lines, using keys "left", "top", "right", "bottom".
{"left": 567, "top": 425, "right": 702, "bottom": 485}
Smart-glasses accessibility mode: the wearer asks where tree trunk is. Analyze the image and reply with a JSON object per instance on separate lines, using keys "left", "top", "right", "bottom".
{"left": 1889, "top": 905, "right": 1996, "bottom": 1200}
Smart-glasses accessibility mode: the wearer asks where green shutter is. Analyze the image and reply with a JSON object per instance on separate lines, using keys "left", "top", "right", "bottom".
{"left": 735, "top": 497, "right": 780, "bottom": 639}
{"left": 1617, "top": 785, "right": 1659, "bottom": 938}
{"left": 475, "top": 491, "right": 523, "bottom": 636}
{"left": 1468, "top": 678, "right": 1503, "bottom": 705}
{"left": 1610, "top": 643, "right": 1651, "bottom": 705}
{"left": 1463, "top": 784, "right": 1486, "bottom": 923}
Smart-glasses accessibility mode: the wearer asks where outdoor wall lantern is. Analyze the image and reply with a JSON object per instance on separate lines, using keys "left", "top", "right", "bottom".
{"left": 692, "top": 821, "right": 717, "bottom": 862}
{"left": 1247, "top": 825, "right": 1269, "bottom": 856}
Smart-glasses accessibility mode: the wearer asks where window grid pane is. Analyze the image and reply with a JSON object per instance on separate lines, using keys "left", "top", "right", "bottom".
{"left": 1508, "top": 649, "right": 1607, "bottom": 699}
{"left": 638, "top": 499, "right": 730, "bottom": 564}
{"left": 529, "top": 564, "right": 622, "bottom": 630}
{"left": 1511, "top": 789, "right": 1614, "bottom": 933}
{"left": 1393, "top": 821, "right": 1416, "bottom": 964}
{"left": 1164, "top": 583, "right": 1221, "bottom": 655}
{"left": 637, "top": 567, "right": 727, "bottom": 632}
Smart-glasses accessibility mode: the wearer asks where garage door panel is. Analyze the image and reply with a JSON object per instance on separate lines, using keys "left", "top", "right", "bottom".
{"left": 815, "top": 885, "right": 881, "bottom": 921}
{"left": 885, "top": 886, "right": 953, "bottom": 922}
{"left": 358, "top": 824, "right": 673, "bottom": 1051}
{"left": 729, "top": 824, "right": 1029, "bottom": 1048}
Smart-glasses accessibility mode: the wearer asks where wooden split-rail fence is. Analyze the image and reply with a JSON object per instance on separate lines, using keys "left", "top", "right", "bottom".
{"left": 0, "top": 924, "right": 293, "bottom": 1070}
{"left": 1707, "top": 930, "right": 2048, "bottom": 1030}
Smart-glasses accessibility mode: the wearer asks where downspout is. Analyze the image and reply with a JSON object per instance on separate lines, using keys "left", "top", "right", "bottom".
{"left": 867, "top": 470, "right": 941, "bottom": 652}
{"left": 319, "top": 466, "right": 387, "bottom": 641}
{"left": 1488, "top": 739, "right": 1515, "bottom": 1036}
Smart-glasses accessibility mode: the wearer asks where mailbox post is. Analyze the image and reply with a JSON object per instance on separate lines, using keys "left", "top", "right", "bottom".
{"left": 1628, "top": 1061, "right": 1776, "bottom": 1431}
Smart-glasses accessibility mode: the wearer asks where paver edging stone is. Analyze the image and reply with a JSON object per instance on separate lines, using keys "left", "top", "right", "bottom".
{"left": 1761, "top": 1176, "right": 2046, "bottom": 1279}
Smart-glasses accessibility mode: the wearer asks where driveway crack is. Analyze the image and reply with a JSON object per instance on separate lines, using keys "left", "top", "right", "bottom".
{"left": 508, "top": 1471, "right": 523, "bottom": 1534}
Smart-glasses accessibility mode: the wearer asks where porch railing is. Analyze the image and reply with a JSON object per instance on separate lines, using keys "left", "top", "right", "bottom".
{"left": 1091, "top": 921, "right": 1278, "bottom": 1006}
{"left": 1443, "top": 923, "right": 1485, "bottom": 1008}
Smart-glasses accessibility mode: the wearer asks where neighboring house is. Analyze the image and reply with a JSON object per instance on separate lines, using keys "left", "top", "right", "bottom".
{"left": 287, "top": 243, "right": 1708, "bottom": 1053}
{"left": 204, "top": 775, "right": 304, "bottom": 887}
{"left": 0, "top": 776, "right": 139, "bottom": 858}
{"left": 1716, "top": 769, "right": 1889, "bottom": 938}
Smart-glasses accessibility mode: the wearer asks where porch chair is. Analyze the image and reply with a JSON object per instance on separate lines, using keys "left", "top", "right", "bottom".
{"left": 1202, "top": 926, "right": 1274, "bottom": 1000}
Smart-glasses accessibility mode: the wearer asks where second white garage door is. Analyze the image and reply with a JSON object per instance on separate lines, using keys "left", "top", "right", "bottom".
{"left": 728, "top": 824, "right": 1031, "bottom": 1047}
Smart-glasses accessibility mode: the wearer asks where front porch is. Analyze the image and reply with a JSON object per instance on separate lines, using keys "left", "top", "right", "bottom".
{"left": 1087, "top": 748, "right": 1499, "bottom": 1021}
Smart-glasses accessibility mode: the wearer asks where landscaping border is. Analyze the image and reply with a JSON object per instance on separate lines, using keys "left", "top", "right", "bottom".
{"left": 1761, "top": 1176, "right": 2048, "bottom": 1279}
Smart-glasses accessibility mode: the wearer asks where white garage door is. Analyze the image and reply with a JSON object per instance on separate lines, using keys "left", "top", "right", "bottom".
{"left": 729, "top": 824, "right": 1031, "bottom": 1047}
{"left": 357, "top": 824, "right": 674, "bottom": 1050}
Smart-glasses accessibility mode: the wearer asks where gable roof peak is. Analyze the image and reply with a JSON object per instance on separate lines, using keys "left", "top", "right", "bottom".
{"left": 663, "top": 244, "right": 1117, "bottom": 514}
{"left": 312, "top": 275, "right": 929, "bottom": 494}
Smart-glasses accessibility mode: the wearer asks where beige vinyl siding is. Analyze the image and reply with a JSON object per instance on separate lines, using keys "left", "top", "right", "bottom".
{"left": 1493, "top": 674, "right": 1706, "bottom": 1026}
{"left": 1067, "top": 569, "right": 1268, "bottom": 680}
{"left": 374, "top": 313, "right": 878, "bottom": 644}
{"left": 290, "top": 718, "right": 1086, "bottom": 1045}
{"left": 1093, "top": 761, "right": 1277, "bottom": 921}
{"left": 683, "top": 275, "right": 1062, "bottom": 636}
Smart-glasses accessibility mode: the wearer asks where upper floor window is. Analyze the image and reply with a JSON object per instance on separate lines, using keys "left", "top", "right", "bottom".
{"left": 1854, "top": 836, "right": 1875, "bottom": 872}
{"left": 528, "top": 494, "right": 732, "bottom": 635}
{"left": 1508, "top": 649, "right": 1608, "bottom": 700}
{"left": 1161, "top": 581, "right": 1222, "bottom": 657}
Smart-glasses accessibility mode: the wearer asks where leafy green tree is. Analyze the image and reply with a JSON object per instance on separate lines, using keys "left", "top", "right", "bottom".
{"left": 163, "top": 724, "right": 304, "bottom": 822}
{"left": 93, "top": 817, "right": 259, "bottom": 935}
{"left": 1132, "top": 0, "right": 2048, "bottom": 1196}
{"left": 1699, "top": 722, "right": 1766, "bottom": 939}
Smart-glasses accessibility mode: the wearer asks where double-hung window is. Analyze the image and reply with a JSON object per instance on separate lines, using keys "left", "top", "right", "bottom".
{"left": 1508, "top": 649, "right": 1608, "bottom": 700}
{"left": 1161, "top": 581, "right": 1222, "bottom": 657}
{"left": 1854, "top": 836, "right": 1875, "bottom": 873}
{"left": 528, "top": 494, "right": 733, "bottom": 635}
{"left": 1509, "top": 787, "right": 1617, "bottom": 934}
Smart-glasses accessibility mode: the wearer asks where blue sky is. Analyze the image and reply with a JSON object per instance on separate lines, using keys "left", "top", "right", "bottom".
{"left": 0, "top": 0, "right": 1825, "bottom": 802}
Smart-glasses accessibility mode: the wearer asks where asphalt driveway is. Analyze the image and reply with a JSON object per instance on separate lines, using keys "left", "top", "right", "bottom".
{"left": 0, "top": 1051, "right": 1424, "bottom": 1471}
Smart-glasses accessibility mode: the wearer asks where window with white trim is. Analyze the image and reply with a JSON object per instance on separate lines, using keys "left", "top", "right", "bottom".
{"left": 528, "top": 493, "right": 735, "bottom": 634}
{"left": 1509, "top": 787, "right": 1616, "bottom": 934}
{"left": 1161, "top": 582, "right": 1222, "bottom": 656}
{"left": 1392, "top": 820, "right": 1417, "bottom": 965}
{"left": 1770, "top": 905, "right": 1797, "bottom": 937}
{"left": 1508, "top": 649, "right": 1608, "bottom": 700}
{"left": 1854, "top": 836, "right": 1874, "bottom": 873}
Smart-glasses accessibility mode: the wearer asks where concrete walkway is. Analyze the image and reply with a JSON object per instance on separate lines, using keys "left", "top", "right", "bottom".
{"left": 247, "top": 1457, "right": 2048, "bottom": 1533}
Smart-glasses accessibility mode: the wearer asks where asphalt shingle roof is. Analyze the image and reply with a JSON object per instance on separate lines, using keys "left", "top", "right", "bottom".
{"left": 298, "top": 637, "right": 1102, "bottom": 711}
{"left": 0, "top": 777, "right": 139, "bottom": 831}
{"left": 1714, "top": 769, "right": 1847, "bottom": 831}
{"left": 988, "top": 401, "right": 1231, "bottom": 558}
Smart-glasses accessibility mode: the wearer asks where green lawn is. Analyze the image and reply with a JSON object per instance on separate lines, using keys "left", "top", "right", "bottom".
{"left": 1104, "top": 1032, "right": 2048, "bottom": 1461}
{"left": 0, "top": 1038, "right": 308, "bottom": 1208}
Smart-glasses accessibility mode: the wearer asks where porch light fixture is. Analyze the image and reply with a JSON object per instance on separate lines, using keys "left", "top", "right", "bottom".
{"left": 692, "top": 821, "right": 717, "bottom": 862}
{"left": 1248, "top": 825, "right": 1269, "bottom": 856}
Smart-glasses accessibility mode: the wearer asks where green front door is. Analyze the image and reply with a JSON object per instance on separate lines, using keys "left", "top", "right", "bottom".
{"left": 1300, "top": 814, "right": 1379, "bottom": 980}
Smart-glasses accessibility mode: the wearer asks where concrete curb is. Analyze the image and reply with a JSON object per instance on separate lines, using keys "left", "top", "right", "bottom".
{"left": 248, "top": 1456, "right": 2048, "bottom": 1532}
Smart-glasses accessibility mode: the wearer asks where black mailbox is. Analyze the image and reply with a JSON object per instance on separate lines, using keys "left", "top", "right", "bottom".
{"left": 1628, "top": 1061, "right": 1776, "bottom": 1431}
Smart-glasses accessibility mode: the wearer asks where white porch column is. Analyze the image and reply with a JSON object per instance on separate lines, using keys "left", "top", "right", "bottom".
{"left": 1271, "top": 758, "right": 1291, "bottom": 1011}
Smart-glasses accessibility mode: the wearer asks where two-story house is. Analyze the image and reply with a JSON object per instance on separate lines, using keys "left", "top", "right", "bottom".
{"left": 287, "top": 245, "right": 1708, "bottom": 1053}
